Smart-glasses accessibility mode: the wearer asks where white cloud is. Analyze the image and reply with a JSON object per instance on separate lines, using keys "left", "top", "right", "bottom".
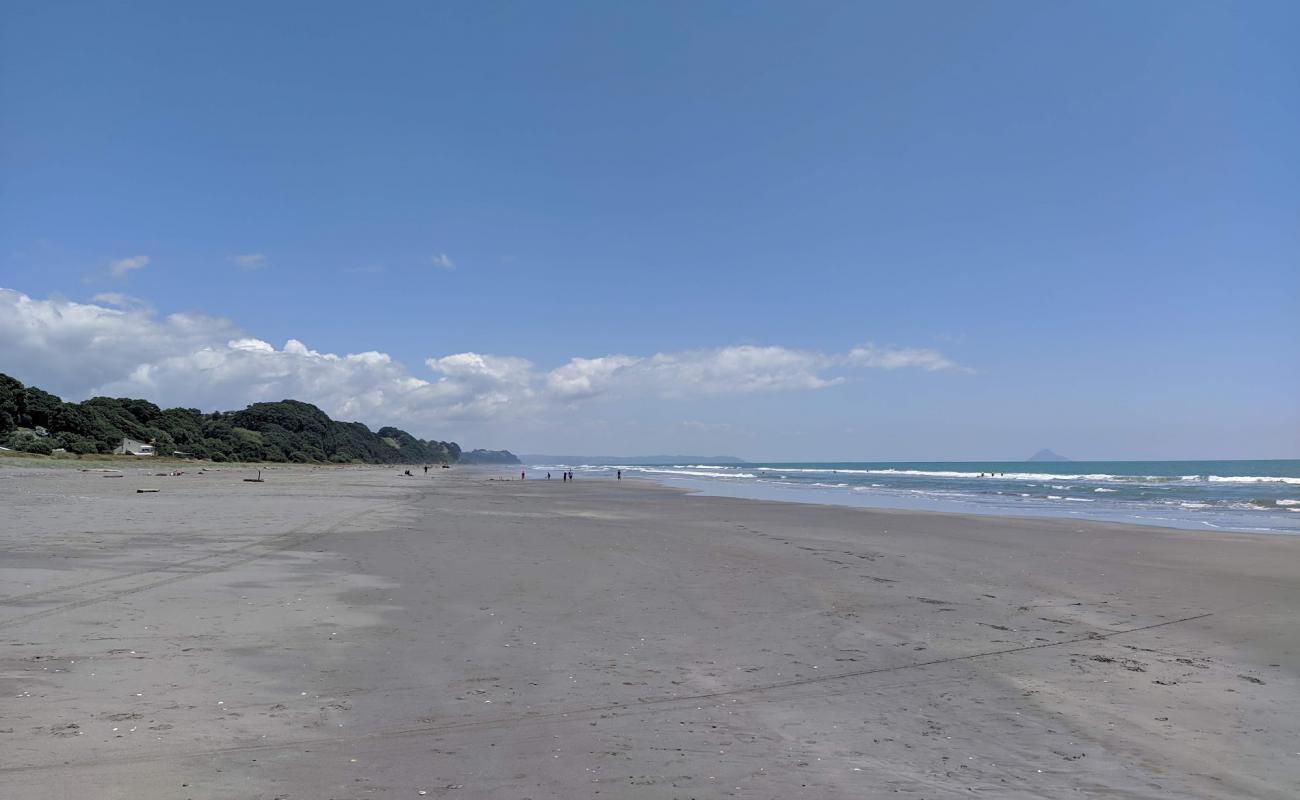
{"left": 846, "top": 344, "right": 961, "bottom": 372}
{"left": 229, "top": 253, "right": 267, "bottom": 270}
{"left": 90, "top": 292, "right": 151, "bottom": 310}
{"left": 545, "top": 355, "right": 640, "bottom": 400}
{"left": 645, "top": 346, "right": 840, "bottom": 395}
{"left": 0, "top": 288, "right": 239, "bottom": 398}
{"left": 431, "top": 253, "right": 455, "bottom": 269}
{"left": 0, "top": 288, "right": 964, "bottom": 437}
{"left": 108, "top": 255, "right": 149, "bottom": 279}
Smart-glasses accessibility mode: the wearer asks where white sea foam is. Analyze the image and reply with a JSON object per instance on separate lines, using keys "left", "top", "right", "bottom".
{"left": 852, "top": 469, "right": 1136, "bottom": 482}
{"left": 754, "top": 467, "right": 878, "bottom": 475}
{"left": 1278, "top": 499, "right": 1300, "bottom": 507}
{"left": 1094, "top": 488, "right": 1117, "bottom": 493}
{"left": 905, "top": 489, "right": 978, "bottom": 498}
{"left": 748, "top": 467, "right": 1300, "bottom": 485}
{"left": 868, "top": 468, "right": 1031, "bottom": 478}
{"left": 631, "top": 467, "right": 756, "bottom": 479}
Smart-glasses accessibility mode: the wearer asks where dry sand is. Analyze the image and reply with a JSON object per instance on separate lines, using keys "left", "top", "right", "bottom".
{"left": 1, "top": 461, "right": 1297, "bottom": 799}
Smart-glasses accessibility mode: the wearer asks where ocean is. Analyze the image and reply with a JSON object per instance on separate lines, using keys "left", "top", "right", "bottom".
{"left": 526, "top": 459, "right": 1300, "bottom": 534}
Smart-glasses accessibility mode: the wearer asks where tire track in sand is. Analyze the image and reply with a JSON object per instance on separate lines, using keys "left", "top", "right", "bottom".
{"left": 0, "top": 504, "right": 384, "bottom": 630}
{"left": 0, "top": 610, "right": 1212, "bottom": 773}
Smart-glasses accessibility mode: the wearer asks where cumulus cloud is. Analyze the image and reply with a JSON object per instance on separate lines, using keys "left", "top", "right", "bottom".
{"left": 0, "top": 288, "right": 239, "bottom": 398}
{"left": 229, "top": 253, "right": 267, "bottom": 270}
{"left": 431, "top": 253, "right": 455, "bottom": 269}
{"left": 545, "top": 355, "right": 640, "bottom": 400}
{"left": 0, "top": 288, "right": 964, "bottom": 436}
{"left": 108, "top": 255, "right": 149, "bottom": 279}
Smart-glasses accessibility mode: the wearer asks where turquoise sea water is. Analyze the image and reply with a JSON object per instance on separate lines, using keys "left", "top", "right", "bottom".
{"left": 527, "top": 459, "right": 1300, "bottom": 534}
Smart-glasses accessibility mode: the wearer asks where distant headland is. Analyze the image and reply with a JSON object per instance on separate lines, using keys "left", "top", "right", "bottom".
{"left": 521, "top": 454, "right": 744, "bottom": 466}
{"left": 1027, "top": 449, "right": 1071, "bottom": 462}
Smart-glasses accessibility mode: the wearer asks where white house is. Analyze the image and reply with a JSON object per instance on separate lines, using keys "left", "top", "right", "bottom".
{"left": 113, "top": 438, "right": 155, "bottom": 456}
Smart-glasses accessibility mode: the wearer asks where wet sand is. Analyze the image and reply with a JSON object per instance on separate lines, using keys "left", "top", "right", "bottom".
{"left": 1, "top": 462, "right": 1298, "bottom": 798}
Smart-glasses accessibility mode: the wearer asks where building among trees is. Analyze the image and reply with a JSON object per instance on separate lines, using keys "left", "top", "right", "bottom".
{"left": 112, "top": 437, "right": 155, "bottom": 456}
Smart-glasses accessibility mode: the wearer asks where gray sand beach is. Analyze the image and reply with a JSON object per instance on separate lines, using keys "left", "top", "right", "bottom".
{"left": 1, "top": 462, "right": 1297, "bottom": 798}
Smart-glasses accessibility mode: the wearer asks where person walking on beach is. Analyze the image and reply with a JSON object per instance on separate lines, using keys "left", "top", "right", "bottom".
{"left": 617, "top": 470, "right": 622, "bottom": 480}
{"left": 423, "top": 465, "right": 428, "bottom": 474}
{"left": 547, "top": 472, "right": 551, "bottom": 480}
{"left": 521, "top": 471, "right": 526, "bottom": 480}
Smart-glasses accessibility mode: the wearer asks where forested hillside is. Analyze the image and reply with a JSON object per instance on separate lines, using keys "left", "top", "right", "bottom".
{"left": 459, "top": 449, "right": 522, "bottom": 464}
{"left": 0, "top": 372, "right": 462, "bottom": 464}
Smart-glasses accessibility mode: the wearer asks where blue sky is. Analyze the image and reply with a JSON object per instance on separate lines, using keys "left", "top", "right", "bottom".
{"left": 2, "top": 1, "right": 1297, "bottom": 459}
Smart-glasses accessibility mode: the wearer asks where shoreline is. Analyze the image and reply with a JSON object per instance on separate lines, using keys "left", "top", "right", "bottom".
{"left": 8, "top": 452, "right": 1295, "bottom": 535}
{"left": 646, "top": 474, "right": 1300, "bottom": 536}
{"left": 537, "top": 462, "right": 1300, "bottom": 536}
{"left": 2, "top": 465, "right": 1297, "bottom": 798}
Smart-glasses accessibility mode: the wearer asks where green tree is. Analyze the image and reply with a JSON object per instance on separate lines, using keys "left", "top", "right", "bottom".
{"left": 0, "top": 372, "right": 467, "bottom": 467}
{"left": 7, "top": 431, "right": 53, "bottom": 455}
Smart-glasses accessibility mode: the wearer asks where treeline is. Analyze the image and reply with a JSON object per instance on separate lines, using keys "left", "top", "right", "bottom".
{"left": 0, "top": 372, "right": 462, "bottom": 464}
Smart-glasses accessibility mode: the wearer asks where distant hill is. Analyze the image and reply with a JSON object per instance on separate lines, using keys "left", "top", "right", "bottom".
{"left": 459, "top": 449, "right": 521, "bottom": 465}
{"left": 1028, "top": 449, "right": 1070, "bottom": 462}
{"left": 0, "top": 371, "right": 467, "bottom": 464}
{"left": 521, "top": 454, "right": 744, "bottom": 466}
